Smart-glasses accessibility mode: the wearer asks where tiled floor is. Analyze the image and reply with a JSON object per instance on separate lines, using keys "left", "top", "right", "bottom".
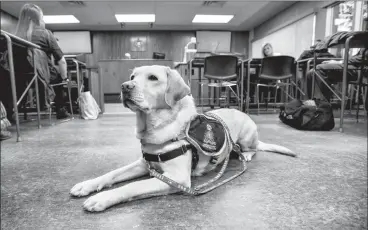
{"left": 1, "top": 104, "right": 367, "bottom": 230}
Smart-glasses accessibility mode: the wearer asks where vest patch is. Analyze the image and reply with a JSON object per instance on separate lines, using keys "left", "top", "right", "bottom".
{"left": 185, "top": 114, "right": 228, "bottom": 158}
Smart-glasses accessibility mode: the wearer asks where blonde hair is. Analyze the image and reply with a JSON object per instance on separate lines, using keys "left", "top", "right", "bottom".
{"left": 262, "top": 43, "right": 273, "bottom": 57}
{"left": 15, "top": 4, "right": 44, "bottom": 41}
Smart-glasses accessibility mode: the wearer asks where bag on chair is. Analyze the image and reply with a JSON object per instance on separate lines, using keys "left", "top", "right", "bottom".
{"left": 279, "top": 99, "right": 335, "bottom": 131}
{"left": 79, "top": 91, "right": 101, "bottom": 120}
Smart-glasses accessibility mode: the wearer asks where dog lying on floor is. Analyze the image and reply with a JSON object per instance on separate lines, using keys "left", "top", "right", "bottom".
{"left": 70, "top": 65, "right": 296, "bottom": 212}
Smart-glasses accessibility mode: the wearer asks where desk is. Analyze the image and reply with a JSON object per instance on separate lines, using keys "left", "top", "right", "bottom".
{"left": 313, "top": 31, "right": 368, "bottom": 132}
{"left": 1, "top": 30, "right": 42, "bottom": 142}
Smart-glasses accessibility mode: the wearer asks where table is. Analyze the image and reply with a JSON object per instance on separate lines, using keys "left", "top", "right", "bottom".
{"left": 1, "top": 30, "right": 42, "bottom": 142}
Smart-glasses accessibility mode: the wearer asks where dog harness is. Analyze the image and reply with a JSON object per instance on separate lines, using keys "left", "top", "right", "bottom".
{"left": 142, "top": 112, "right": 247, "bottom": 195}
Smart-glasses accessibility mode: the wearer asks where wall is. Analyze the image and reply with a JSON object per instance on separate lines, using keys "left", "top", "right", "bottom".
{"left": 252, "top": 14, "right": 315, "bottom": 58}
{"left": 86, "top": 31, "right": 195, "bottom": 67}
{"left": 231, "top": 31, "right": 249, "bottom": 56}
{"left": 253, "top": 1, "right": 331, "bottom": 42}
{"left": 86, "top": 31, "right": 249, "bottom": 67}
{"left": 0, "top": 10, "right": 18, "bottom": 34}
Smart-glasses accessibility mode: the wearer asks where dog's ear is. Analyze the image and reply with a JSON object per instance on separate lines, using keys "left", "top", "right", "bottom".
{"left": 164, "top": 67, "right": 190, "bottom": 107}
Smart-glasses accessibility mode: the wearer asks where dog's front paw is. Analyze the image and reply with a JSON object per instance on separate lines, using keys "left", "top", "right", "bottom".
{"left": 70, "top": 178, "right": 107, "bottom": 197}
{"left": 83, "top": 191, "right": 117, "bottom": 212}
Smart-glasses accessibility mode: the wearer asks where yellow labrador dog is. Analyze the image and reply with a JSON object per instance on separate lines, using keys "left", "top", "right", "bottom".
{"left": 70, "top": 65, "right": 295, "bottom": 212}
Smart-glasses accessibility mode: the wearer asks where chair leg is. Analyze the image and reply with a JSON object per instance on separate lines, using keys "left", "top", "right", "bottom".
{"left": 348, "top": 85, "right": 354, "bottom": 115}
{"left": 274, "top": 86, "right": 278, "bottom": 111}
{"left": 256, "top": 84, "right": 260, "bottom": 115}
{"left": 67, "top": 82, "right": 74, "bottom": 118}
{"left": 261, "top": 92, "right": 264, "bottom": 105}
{"left": 356, "top": 85, "right": 361, "bottom": 123}
{"left": 363, "top": 86, "right": 367, "bottom": 112}
{"left": 266, "top": 90, "right": 271, "bottom": 111}
{"left": 236, "top": 84, "right": 241, "bottom": 110}
{"left": 224, "top": 87, "right": 228, "bottom": 108}
{"left": 200, "top": 84, "right": 204, "bottom": 113}
{"left": 285, "top": 81, "right": 289, "bottom": 103}
{"left": 49, "top": 105, "right": 52, "bottom": 126}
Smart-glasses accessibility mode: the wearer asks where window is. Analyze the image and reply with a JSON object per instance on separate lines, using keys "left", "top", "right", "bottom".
{"left": 331, "top": 1, "right": 355, "bottom": 33}
{"left": 325, "top": 1, "right": 367, "bottom": 36}
{"left": 325, "top": 1, "right": 367, "bottom": 57}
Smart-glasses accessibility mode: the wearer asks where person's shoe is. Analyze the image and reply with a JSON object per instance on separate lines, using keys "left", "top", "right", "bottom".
{"left": 0, "top": 130, "right": 12, "bottom": 141}
{"left": 56, "top": 108, "right": 71, "bottom": 120}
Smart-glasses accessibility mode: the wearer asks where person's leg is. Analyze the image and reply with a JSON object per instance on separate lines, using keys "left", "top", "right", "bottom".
{"left": 50, "top": 74, "right": 70, "bottom": 119}
{"left": 306, "top": 63, "right": 358, "bottom": 101}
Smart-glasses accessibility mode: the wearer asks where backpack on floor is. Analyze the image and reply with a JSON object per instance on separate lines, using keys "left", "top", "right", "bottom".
{"left": 279, "top": 99, "right": 335, "bottom": 131}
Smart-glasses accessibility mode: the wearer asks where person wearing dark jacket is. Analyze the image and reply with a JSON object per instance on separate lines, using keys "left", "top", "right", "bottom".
{"left": 305, "top": 48, "right": 367, "bottom": 101}
{"left": 305, "top": 18, "right": 368, "bottom": 103}
{"left": 14, "top": 3, "right": 70, "bottom": 119}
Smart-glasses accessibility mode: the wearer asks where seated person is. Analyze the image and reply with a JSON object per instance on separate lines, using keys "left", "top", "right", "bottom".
{"left": 306, "top": 18, "right": 368, "bottom": 102}
{"left": 15, "top": 3, "right": 70, "bottom": 119}
{"left": 262, "top": 43, "right": 274, "bottom": 57}
{"left": 305, "top": 48, "right": 367, "bottom": 102}
{"left": 262, "top": 43, "right": 281, "bottom": 57}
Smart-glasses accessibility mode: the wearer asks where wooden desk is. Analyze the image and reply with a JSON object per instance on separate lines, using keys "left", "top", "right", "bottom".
{"left": 98, "top": 59, "right": 173, "bottom": 101}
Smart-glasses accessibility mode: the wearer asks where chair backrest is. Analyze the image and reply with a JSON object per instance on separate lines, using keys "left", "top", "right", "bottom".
{"left": 0, "top": 35, "right": 33, "bottom": 74}
{"left": 259, "top": 55, "right": 296, "bottom": 80}
{"left": 204, "top": 55, "right": 238, "bottom": 81}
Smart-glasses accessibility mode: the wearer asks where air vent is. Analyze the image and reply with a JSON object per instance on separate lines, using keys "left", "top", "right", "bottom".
{"left": 202, "top": 1, "right": 226, "bottom": 7}
{"left": 59, "top": 1, "right": 86, "bottom": 8}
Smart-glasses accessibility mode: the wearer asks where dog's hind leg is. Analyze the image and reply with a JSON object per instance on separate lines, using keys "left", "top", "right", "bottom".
{"left": 236, "top": 135, "right": 258, "bottom": 162}
{"left": 70, "top": 158, "right": 148, "bottom": 197}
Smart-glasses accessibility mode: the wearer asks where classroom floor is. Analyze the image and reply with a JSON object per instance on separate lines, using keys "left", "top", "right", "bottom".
{"left": 1, "top": 104, "right": 367, "bottom": 230}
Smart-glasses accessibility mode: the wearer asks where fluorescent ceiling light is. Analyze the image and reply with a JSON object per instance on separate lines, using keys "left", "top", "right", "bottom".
{"left": 115, "top": 14, "right": 155, "bottom": 23}
{"left": 43, "top": 15, "right": 80, "bottom": 24}
{"left": 192, "top": 14, "right": 234, "bottom": 23}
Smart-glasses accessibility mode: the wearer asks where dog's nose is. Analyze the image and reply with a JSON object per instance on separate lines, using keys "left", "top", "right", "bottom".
{"left": 121, "top": 81, "right": 135, "bottom": 92}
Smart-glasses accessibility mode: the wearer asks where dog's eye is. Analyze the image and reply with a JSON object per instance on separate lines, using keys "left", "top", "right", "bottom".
{"left": 148, "top": 75, "right": 158, "bottom": 81}
{"left": 130, "top": 75, "right": 135, "bottom": 80}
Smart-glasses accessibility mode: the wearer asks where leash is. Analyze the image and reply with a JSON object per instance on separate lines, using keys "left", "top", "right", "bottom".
{"left": 146, "top": 112, "right": 248, "bottom": 196}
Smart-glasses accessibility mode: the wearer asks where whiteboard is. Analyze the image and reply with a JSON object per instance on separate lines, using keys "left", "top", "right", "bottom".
{"left": 251, "top": 14, "right": 314, "bottom": 58}
{"left": 53, "top": 31, "right": 92, "bottom": 54}
{"left": 196, "top": 31, "right": 231, "bottom": 52}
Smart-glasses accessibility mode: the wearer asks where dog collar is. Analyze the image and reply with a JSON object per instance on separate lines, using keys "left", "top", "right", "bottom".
{"left": 142, "top": 144, "right": 192, "bottom": 163}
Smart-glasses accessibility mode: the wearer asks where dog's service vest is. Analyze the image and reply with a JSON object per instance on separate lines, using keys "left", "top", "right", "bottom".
{"left": 142, "top": 113, "right": 238, "bottom": 170}
{"left": 185, "top": 113, "right": 232, "bottom": 169}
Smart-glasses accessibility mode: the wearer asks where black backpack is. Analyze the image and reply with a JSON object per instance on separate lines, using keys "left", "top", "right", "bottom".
{"left": 279, "top": 99, "right": 335, "bottom": 131}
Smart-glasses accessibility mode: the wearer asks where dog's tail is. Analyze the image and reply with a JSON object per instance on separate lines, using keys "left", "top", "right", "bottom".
{"left": 256, "top": 141, "right": 297, "bottom": 157}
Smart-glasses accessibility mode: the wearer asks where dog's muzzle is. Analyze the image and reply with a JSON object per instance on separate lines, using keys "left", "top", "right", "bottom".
{"left": 121, "top": 81, "right": 146, "bottom": 110}
{"left": 121, "top": 81, "right": 136, "bottom": 94}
